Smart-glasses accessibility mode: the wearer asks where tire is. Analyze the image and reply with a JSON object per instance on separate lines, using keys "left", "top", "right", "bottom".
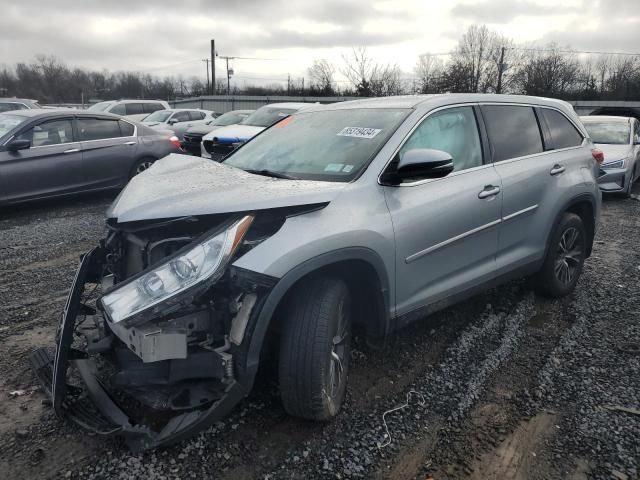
{"left": 623, "top": 166, "right": 636, "bottom": 198}
{"left": 279, "top": 276, "right": 351, "bottom": 420}
{"left": 533, "top": 212, "right": 586, "bottom": 298}
{"left": 129, "top": 157, "right": 157, "bottom": 179}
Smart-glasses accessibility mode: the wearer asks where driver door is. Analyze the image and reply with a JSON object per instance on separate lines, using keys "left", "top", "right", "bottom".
{"left": 383, "top": 105, "right": 502, "bottom": 318}
{"left": 1, "top": 117, "right": 85, "bottom": 202}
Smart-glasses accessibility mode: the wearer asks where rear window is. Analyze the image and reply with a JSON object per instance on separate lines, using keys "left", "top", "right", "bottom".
{"left": 78, "top": 118, "right": 123, "bottom": 141}
{"left": 125, "top": 103, "right": 144, "bottom": 115}
{"left": 540, "top": 108, "right": 583, "bottom": 149}
{"left": 143, "top": 103, "right": 165, "bottom": 113}
{"left": 583, "top": 121, "right": 630, "bottom": 145}
{"left": 482, "top": 105, "right": 543, "bottom": 161}
{"left": 0, "top": 102, "right": 27, "bottom": 112}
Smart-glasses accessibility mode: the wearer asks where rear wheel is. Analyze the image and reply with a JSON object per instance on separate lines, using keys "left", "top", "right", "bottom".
{"left": 533, "top": 212, "right": 586, "bottom": 298}
{"left": 129, "top": 157, "right": 157, "bottom": 179}
{"left": 279, "top": 276, "right": 351, "bottom": 420}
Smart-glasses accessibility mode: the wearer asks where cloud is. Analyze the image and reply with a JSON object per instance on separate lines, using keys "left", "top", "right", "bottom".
{"left": 451, "top": 0, "right": 576, "bottom": 23}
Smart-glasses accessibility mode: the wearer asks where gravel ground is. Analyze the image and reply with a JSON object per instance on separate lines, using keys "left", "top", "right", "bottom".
{"left": 0, "top": 190, "right": 638, "bottom": 480}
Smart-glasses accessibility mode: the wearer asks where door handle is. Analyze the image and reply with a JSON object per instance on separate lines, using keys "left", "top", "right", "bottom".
{"left": 550, "top": 164, "right": 565, "bottom": 175}
{"left": 123, "top": 141, "right": 136, "bottom": 146}
{"left": 63, "top": 148, "right": 80, "bottom": 154}
{"left": 478, "top": 185, "right": 500, "bottom": 199}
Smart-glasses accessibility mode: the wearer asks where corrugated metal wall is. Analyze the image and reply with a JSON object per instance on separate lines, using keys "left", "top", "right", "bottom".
{"left": 170, "top": 95, "right": 361, "bottom": 113}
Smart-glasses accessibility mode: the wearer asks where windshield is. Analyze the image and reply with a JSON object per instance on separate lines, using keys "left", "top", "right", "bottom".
{"left": 87, "top": 101, "right": 114, "bottom": 112}
{"left": 584, "top": 121, "right": 630, "bottom": 145}
{"left": 0, "top": 113, "right": 27, "bottom": 139}
{"left": 213, "top": 111, "right": 251, "bottom": 126}
{"left": 241, "top": 107, "right": 297, "bottom": 127}
{"left": 223, "top": 108, "right": 409, "bottom": 182}
{"left": 143, "top": 110, "right": 172, "bottom": 122}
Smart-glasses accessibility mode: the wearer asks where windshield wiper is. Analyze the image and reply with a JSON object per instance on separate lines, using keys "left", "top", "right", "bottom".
{"left": 244, "top": 169, "right": 298, "bottom": 180}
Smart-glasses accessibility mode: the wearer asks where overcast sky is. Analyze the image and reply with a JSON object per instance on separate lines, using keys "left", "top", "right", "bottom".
{"left": 1, "top": 0, "right": 638, "bottom": 87}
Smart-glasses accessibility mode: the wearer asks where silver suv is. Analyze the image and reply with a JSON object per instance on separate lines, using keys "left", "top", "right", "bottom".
{"left": 32, "top": 94, "right": 601, "bottom": 450}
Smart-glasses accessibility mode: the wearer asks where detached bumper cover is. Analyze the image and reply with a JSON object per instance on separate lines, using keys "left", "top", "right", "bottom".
{"left": 29, "top": 248, "right": 246, "bottom": 451}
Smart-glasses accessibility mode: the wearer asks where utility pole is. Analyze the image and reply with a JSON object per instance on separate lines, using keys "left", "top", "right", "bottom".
{"left": 226, "top": 57, "right": 231, "bottom": 95}
{"left": 496, "top": 46, "right": 506, "bottom": 94}
{"left": 210, "top": 39, "right": 216, "bottom": 95}
{"left": 202, "top": 58, "right": 210, "bottom": 94}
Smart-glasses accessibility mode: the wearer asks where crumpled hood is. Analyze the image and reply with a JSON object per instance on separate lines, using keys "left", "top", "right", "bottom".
{"left": 595, "top": 144, "right": 632, "bottom": 164}
{"left": 201, "top": 124, "right": 264, "bottom": 143}
{"left": 107, "top": 154, "right": 347, "bottom": 222}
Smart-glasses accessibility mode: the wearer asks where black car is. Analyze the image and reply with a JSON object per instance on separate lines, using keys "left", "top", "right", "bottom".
{"left": 181, "top": 109, "right": 254, "bottom": 156}
{"left": 0, "top": 109, "right": 181, "bottom": 205}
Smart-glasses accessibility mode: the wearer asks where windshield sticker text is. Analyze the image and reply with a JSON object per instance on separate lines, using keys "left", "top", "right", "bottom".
{"left": 325, "top": 163, "right": 344, "bottom": 172}
{"left": 337, "top": 127, "right": 382, "bottom": 139}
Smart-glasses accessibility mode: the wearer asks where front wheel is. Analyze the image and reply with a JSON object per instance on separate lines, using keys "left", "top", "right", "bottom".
{"left": 533, "top": 212, "right": 586, "bottom": 298}
{"left": 279, "top": 276, "right": 351, "bottom": 420}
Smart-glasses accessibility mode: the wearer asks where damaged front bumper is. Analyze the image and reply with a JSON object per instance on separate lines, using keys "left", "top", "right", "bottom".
{"left": 30, "top": 247, "right": 274, "bottom": 451}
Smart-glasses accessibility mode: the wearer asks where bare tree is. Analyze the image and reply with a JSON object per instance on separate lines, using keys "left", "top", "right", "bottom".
{"left": 415, "top": 54, "right": 444, "bottom": 93}
{"left": 308, "top": 59, "right": 336, "bottom": 94}
{"left": 341, "top": 47, "right": 404, "bottom": 96}
{"left": 512, "top": 43, "right": 580, "bottom": 96}
{"left": 450, "top": 25, "right": 499, "bottom": 92}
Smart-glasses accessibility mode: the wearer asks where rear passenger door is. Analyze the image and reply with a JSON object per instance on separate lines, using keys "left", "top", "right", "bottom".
{"left": 78, "top": 117, "right": 138, "bottom": 188}
{"left": 483, "top": 104, "right": 585, "bottom": 277}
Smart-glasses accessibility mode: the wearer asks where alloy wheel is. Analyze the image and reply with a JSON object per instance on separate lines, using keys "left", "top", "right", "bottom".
{"left": 554, "top": 227, "right": 583, "bottom": 285}
{"left": 135, "top": 160, "right": 155, "bottom": 175}
{"left": 328, "top": 300, "right": 349, "bottom": 399}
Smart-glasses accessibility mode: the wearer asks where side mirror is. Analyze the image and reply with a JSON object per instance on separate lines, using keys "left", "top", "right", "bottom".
{"left": 6, "top": 138, "right": 31, "bottom": 152}
{"left": 168, "top": 118, "right": 179, "bottom": 125}
{"left": 396, "top": 149, "right": 454, "bottom": 179}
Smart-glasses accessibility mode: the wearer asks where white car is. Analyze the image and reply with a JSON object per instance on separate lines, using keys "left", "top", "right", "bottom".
{"left": 87, "top": 100, "right": 170, "bottom": 121}
{"left": 201, "top": 103, "right": 314, "bottom": 161}
{"left": 140, "top": 109, "right": 216, "bottom": 138}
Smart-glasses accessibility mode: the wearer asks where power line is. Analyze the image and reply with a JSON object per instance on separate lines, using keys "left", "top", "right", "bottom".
{"left": 508, "top": 47, "right": 640, "bottom": 57}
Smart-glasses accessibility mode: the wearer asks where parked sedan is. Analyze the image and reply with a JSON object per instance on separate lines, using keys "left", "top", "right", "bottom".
{"left": 581, "top": 116, "right": 640, "bottom": 197}
{"left": 0, "top": 98, "right": 42, "bottom": 113}
{"left": 87, "top": 100, "right": 170, "bottom": 121}
{"left": 0, "top": 109, "right": 181, "bottom": 205}
{"left": 141, "top": 109, "right": 216, "bottom": 138}
{"left": 181, "top": 109, "right": 254, "bottom": 155}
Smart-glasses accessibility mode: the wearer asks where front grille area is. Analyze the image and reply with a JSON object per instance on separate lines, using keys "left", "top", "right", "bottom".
{"left": 202, "top": 141, "right": 234, "bottom": 162}
{"left": 182, "top": 133, "right": 205, "bottom": 156}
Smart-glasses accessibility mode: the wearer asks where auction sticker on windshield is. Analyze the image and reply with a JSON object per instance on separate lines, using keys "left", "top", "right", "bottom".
{"left": 337, "top": 127, "right": 382, "bottom": 139}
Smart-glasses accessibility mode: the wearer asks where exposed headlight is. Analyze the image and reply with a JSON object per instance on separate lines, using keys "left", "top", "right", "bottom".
{"left": 101, "top": 216, "right": 253, "bottom": 324}
{"left": 602, "top": 159, "right": 625, "bottom": 170}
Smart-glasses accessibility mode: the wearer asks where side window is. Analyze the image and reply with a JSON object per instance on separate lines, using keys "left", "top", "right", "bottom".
{"left": 190, "top": 111, "right": 205, "bottom": 120}
{"left": 17, "top": 118, "right": 74, "bottom": 147}
{"left": 399, "top": 106, "right": 483, "bottom": 172}
{"left": 540, "top": 108, "right": 583, "bottom": 149}
{"left": 634, "top": 120, "right": 640, "bottom": 143}
{"left": 125, "top": 103, "right": 144, "bottom": 115}
{"left": 77, "top": 118, "right": 122, "bottom": 141}
{"left": 173, "top": 111, "right": 191, "bottom": 123}
{"left": 109, "top": 104, "right": 126, "bottom": 116}
{"left": 119, "top": 120, "right": 135, "bottom": 137}
{"left": 143, "top": 103, "right": 164, "bottom": 113}
{"left": 482, "top": 105, "right": 543, "bottom": 161}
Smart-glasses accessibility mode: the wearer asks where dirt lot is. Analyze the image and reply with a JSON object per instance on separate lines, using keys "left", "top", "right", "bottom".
{"left": 0, "top": 190, "right": 638, "bottom": 480}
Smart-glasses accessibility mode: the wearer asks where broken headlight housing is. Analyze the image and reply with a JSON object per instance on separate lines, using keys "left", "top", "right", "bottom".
{"left": 101, "top": 215, "right": 253, "bottom": 325}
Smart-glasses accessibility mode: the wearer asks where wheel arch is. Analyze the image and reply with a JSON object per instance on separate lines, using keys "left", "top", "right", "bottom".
{"left": 549, "top": 194, "right": 597, "bottom": 259}
{"left": 241, "top": 247, "right": 391, "bottom": 386}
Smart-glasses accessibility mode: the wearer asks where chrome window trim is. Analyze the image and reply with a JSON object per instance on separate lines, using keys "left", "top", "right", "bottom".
{"left": 1, "top": 116, "right": 138, "bottom": 148}
{"left": 478, "top": 102, "right": 587, "bottom": 165}
{"left": 377, "top": 102, "right": 483, "bottom": 187}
